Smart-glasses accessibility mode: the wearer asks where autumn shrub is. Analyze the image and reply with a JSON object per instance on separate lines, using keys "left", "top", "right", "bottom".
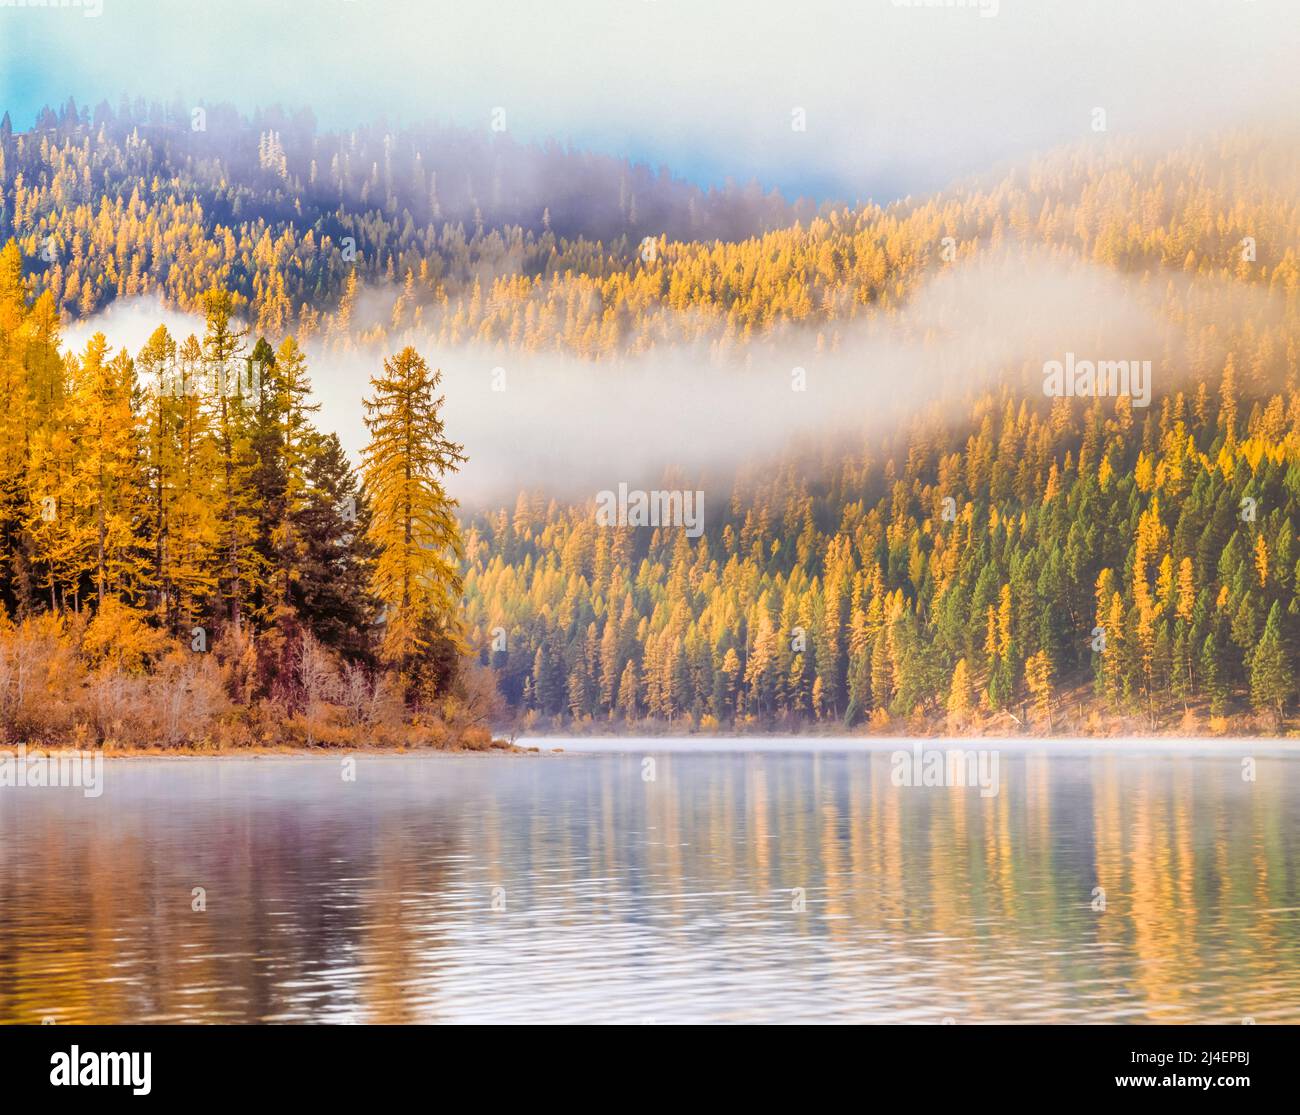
{"left": 0, "top": 612, "right": 82, "bottom": 742}
{"left": 0, "top": 612, "right": 489, "bottom": 750}
{"left": 80, "top": 598, "right": 171, "bottom": 674}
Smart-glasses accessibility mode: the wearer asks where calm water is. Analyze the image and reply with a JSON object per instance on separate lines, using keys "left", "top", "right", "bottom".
{"left": 0, "top": 741, "right": 1296, "bottom": 1024}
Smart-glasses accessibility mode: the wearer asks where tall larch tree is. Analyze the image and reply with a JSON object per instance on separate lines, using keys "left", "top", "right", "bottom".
{"left": 202, "top": 288, "right": 261, "bottom": 634}
{"left": 76, "top": 335, "right": 148, "bottom": 607}
{"left": 361, "top": 346, "right": 466, "bottom": 692}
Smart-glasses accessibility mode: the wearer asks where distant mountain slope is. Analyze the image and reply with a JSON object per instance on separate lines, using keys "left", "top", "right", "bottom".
{"left": 0, "top": 98, "right": 817, "bottom": 327}
{"left": 3, "top": 108, "right": 1296, "bottom": 360}
{"left": 449, "top": 130, "right": 1300, "bottom": 732}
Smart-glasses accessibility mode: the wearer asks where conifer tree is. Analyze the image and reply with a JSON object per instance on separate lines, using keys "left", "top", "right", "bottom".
{"left": 0, "top": 242, "right": 36, "bottom": 612}
{"left": 947, "top": 657, "right": 972, "bottom": 727}
{"left": 139, "top": 324, "right": 178, "bottom": 614}
{"left": 202, "top": 289, "right": 261, "bottom": 634}
{"left": 76, "top": 337, "right": 148, "bottom": 606}
{"left": 1024, "top": 649, "right": 1054, "bottom": 730}
{"left": 28, "top": 338, "right": 98, "bottom": 610}
{"left": 1200, "top": 633, "right": 1228, "bottom": 716}
{"left": 361, "top": 346, "right": 466, "bottom": 685}
{"left": 164, "top": 334, "right": 221, "bottom": 633}
{"left": 248, "top": 334, "right": 323, "bottom": 658}
{"left": 1250, "top": 603, "right": 1289, "bottom": 724}
{"left": 294, "top": 432, "right": 378, "bottom": 662}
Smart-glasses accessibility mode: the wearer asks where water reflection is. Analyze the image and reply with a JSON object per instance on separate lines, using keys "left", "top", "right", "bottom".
{"left": 0, "top": 748, "right": 1295, "bottom": 1023}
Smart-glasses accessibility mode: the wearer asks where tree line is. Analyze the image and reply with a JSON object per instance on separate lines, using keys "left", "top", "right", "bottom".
{"left": 465, "top": 369, "right": 1299, "bottom": 733}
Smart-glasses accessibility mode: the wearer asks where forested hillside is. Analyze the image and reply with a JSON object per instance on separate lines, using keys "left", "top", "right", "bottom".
{"left": 455, "top": 131, "right": 1300, "bottom": 734}
{"left": 0, "top": 99, "right": 810, "bottom": 332}
{"left": 4, "top": 107, "right": 1296, "bottom": 358}
{"left": 467, "top": 371, "right": 1300, "bottom": 734}
{"left": 2, "top": 108, "right": 1299, "bottom": 738}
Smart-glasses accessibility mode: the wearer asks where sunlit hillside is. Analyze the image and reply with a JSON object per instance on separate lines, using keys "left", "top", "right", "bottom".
{"left": 1, "top": 115, "right": 1299, "bottom": 738}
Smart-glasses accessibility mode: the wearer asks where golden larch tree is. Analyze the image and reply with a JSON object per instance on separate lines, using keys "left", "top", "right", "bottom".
{"left": 361, "top": 346, "right": 466, "bottom": 673}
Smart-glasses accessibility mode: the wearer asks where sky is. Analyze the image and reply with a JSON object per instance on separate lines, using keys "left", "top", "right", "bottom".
{"left": 1, "top": 0, "right": 1297, "bottom": 203}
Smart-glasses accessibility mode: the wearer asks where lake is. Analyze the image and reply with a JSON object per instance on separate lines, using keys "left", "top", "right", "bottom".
{"left": 0, "top": 740, "right": 1296, "bottom": 1023}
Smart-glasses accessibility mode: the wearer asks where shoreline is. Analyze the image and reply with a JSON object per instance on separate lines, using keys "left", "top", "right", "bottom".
{"left": 4, "top": 735, "right": 1299, "bottom": 759}
{"left": 0, "top": 741, "right": 532, "bottom": 760}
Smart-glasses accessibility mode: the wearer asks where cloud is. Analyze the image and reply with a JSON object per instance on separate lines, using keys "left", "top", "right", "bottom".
{"left": 66, "top": 249, "right": 1281, "bottom": 512}
{"left": 61, "top": 295, "right": 202, "bottom": 359}
{"left": 297, "top": 252, "right": 1180, "bottom": 507}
